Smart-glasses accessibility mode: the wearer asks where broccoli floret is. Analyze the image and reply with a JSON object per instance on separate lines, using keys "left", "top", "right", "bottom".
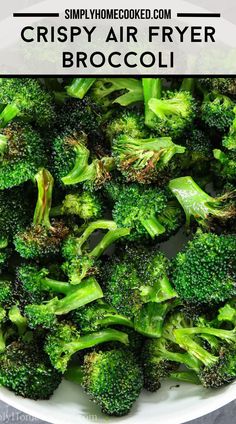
{"left": 142, "top": 308, "right": 236, "bottom": 390}
{"left": 0, "top": 239, "right": 10, "bottom": 276}
{"left": 0, "top": 78, "right": 56, "bottom": 127}
{"left": 110, "top": 183, "right": 183, "bottom": 240}
{"left": 199, "top": 78, "right": 236, "bottom": 96}
{"left": 66, "top": 78, "right": 96, "bottom": 99}
{"left": 53, "top": 132, "right": 114, "bottom": 189}
{"left": 62, "top": 220, "right": 130, "bottom": 284}
{"left": 91, "top": 78, "right": 143, "bottom": 109}
{"left": 172, "top": 231, "right": 236, "bottom": 304}
{"left": 173, "top": 315, "right": 236, "bottom": 388}
{"left": 0, "top": 122, "right": 46, "bottom": 189}
{"left": 198, "top": 346, "right": 236, "bottom": 388}
{"left": 222, "top": 107, "right": 236, "bottom": 150}
{"left": 55, "top": 97, "right": 102, "bottom": 136}
{"left": 14, "top": 169, "right": 69, "bottom": 259}
{"left": 0, "top": 340, "right": 62, "bottom": 399}
{"left": 201, "top": 91, "right": 235, "bottom": 132}
{"left": 141, "top": 337, "right": 197, "bottom": 391}
{"left": 169, "top": 176, "right": 235, "bottom": 227}
{"left": 45, "top": 322, "right": 129, "bottom": 372}
{"left": 181, "top": 128, "right": 213, "bottom": 174}
{"left": 103, "top": 245, "right": 177, "bottom": 337}
{"left": 105, "top": 110, "right": 148, "bottom": 142}
{"left": 72, "top": 299, "right": 133, "bottom": 333}
{"left": 0, "top": 186, "right": 31, "bottom": 240}
{"left": 0, "top": 277, "right": 15, "bottom": 309}
{"left": 65, "top": 349, "right": 143, "bottom": 416}
{"left": 112, "top": 135, "right": 185, "bottom": 184}
{"left": 21, "top": 272, "right": 103, "bottom": 329}
{"left": 50, "top": 191, "right": 103, "bottom": 221}
{"left": 213, "top": 149, "right": 236, "bottom": 182}
{"left": 142, "top": 78, "right": 196, "bottom": 138}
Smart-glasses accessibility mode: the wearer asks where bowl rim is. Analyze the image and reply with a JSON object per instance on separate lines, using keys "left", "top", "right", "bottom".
{"left": 0, "top": 381, "right": 235, "bottom": 424}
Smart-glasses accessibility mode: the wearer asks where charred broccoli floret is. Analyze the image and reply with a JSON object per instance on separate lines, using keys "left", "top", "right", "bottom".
{"left": 169, "top": 176, "right": 235, "bottom": 227}
{"left": 0, "top": 340, "right": 62, "bottom": 399}
{"left": 112, "top": 134, "right": 185, "bottom": 184}
{"left": 65, "top": 349, "right": 143, "bottom": 416}
{"left": 0, "top": 122, "right": 46, "bottom": 189}
{"left": 53, "top": 132, "right": 114, "bottom": 189}
{"left": 14, "top": 169, "right": 69, "bottom": 259}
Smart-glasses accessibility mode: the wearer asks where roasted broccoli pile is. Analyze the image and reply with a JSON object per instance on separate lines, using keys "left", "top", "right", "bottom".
{"left": 0, "top": 77, "right": 235, "bottom": 417}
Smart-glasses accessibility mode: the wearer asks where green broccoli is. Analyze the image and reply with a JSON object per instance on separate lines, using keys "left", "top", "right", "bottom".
{"left": 213, "top": 149, "right": 236, "bottom": 182}
{"left": 105, "top": 110, "right": 148, "bottom": 142}
{"left": 66, "top": 78, "right": 96, "bottom": 99}
{"left": 199, "top": 78, "right": 236, "bottom": 96}
{"left": 50, "top": 191, "right": 103, "bottom": 221}
{"left": 91, "top": 78, "right": 143, "bottom": 108}
{"left": 103, "top": 245, "right": 178, "bottom": 337}
{"left": 112, "top": 134, "right": 185, "bottom": 184}
{"left": 45, "top": 322, "right": 129, "bottom": 372}
{"left": 14, "top": 169, "right": 69, "bottom": 259}
{"left": 201, "top": 91, "right": 235, "bottom": 132}
{"left": 65, "top": 349, "right": 143, "bottom": 416}
{"left": 169, "top": 176, "right": 235, "bottom": 227}
{"left": 0, "top": 186, "right": 31, "bottom": 240}
{"left": 17, "top": 265, "right": 104, "bottom": 329}
{"left": 172, "top": 231, "right": 236, "bottom": 304}
{"left": 0, "top": 78, "right": 56, "bottom": 127}
{"left": 55, "top": 97, "right": 102, "bottom": 136}
{"left": 53, "top": 132, "right": 114, "bottom": 189}
{"left": 72, "top": 299, "right": 134, "bottom": 333}
{"left": 0, "top": 122, "right": 46, "bottom": 189}
{"left": 0, "top": 340, "right": 62, "bottom": 399}
{"left": 109, "top": 183, "right": 183, "bottom": 240}
{"left": 142, "top": 78, "right": 196, "bottom": 138}
{"left": 0, "top": 239, "right": 10, "bottom": 276}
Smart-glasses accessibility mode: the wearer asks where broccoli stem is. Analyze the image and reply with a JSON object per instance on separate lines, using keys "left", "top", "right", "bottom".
{"left": 65, "top": 365, "right": 84, "bottom": 384}
{"left": 180, "top": 78, "right": 194, "bottom": 93}
{"left": 140, "top": 216, "right": 166, "bottom": 238}
{"left": 66, "top": 78, "right": 96, "bottom": 99}
{"left": 174, "top": 327, "right": 236, "bottom": 366}
{"left": 0, "top": 134, "right": 8, "bottom": 158}
{"left": 104, "top": 78, "right": 143, "bottom": 106}
{"left": 0, "top": 307, "right": 6, "bottom": 352}
{"left": 148, "top": 98, "right": 187, "bottom": 119}
{"left": 35, "top": 276, "right": 77, "bottom": 296}
{"left": 90, "top": 227, "right": 131, "bottom": 258}
{"left": 61, "top": 142, "right": 90, "bottom": 186}
{"left": 54, "top": 277, "right": 103, "bottom": 315}
{"left": 8, "top": 305, "right": 27, "bottom": 336}
{"left": 169, "top": 176, "right": 231, "bottom": 225}
{"left": 33, "top": 169, "right": 54, "bottom": 229}
{"left": 142, "top": 78, "right": 162, "bottom": 127}
{"left": 97, "top": 314, "right": 134, "bottom": 329}
{"left": 73, "top": 220, "right": 118, "bottom": 256}
{"left": 170, "top": 371, "right": 201, "bottom": 385}
{"left": 0, "top": 103, "right": 19, "bottom": 127}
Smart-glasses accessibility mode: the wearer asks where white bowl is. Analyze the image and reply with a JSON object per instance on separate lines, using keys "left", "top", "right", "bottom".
{"left": 0, "top": 379, "right": 235, "bottom": 424}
